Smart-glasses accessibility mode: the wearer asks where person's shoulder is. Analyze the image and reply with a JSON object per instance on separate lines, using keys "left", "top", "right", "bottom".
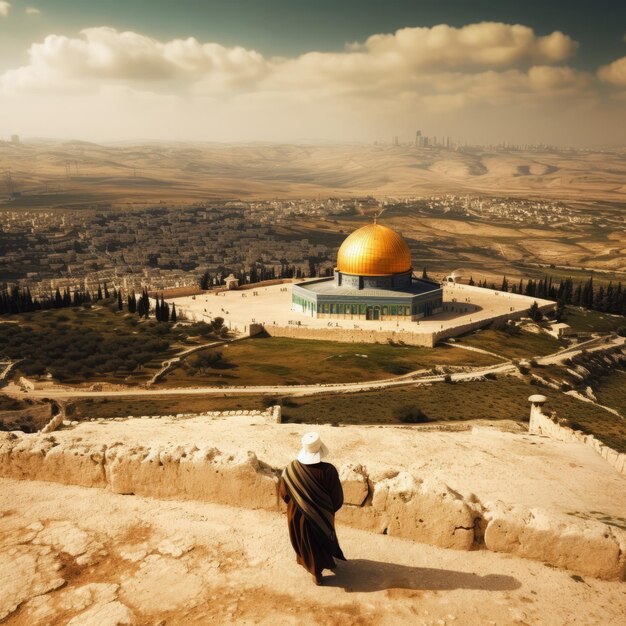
{"left": 320, "top": 462, "right": 339, "bottom": 475}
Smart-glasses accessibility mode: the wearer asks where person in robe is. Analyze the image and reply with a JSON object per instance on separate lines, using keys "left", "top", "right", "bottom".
{"left": 279, "top": 432, "right": 346, "bottom": 585}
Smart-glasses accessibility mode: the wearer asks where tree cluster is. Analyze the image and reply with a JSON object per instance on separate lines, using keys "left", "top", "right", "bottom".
{"left": 0, "top": 283, "right": 117, "bottom": 315}
{"left": 198, "top": 261, "right": 310, "bottom": 291}
{"left": 468, "top": 275, "right": 625, "bottom": 317}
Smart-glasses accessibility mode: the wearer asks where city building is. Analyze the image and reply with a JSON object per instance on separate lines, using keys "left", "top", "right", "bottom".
{"left": 291, "top": 222, "right": 443, "bottom": 321}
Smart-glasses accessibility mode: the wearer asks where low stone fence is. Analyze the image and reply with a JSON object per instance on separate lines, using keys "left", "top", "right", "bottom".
{"left": 0, "top": 428, "right": 624, "bottom": 581}
{"left": 40, "top": 406, "right": 282, "bottom": 433}
{"left": 528, "top": 397, "right": 626, "bottom": 476}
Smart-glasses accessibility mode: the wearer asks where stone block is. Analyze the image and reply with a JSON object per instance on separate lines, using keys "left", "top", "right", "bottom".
{"left": 483, "top": 501, "right": 626, "bottom": 581}
{"left": 339, "top": 463, "right": 369, "bottom": 506}
{"left": 367, "top": 472, "right": 477, "bottom": 550}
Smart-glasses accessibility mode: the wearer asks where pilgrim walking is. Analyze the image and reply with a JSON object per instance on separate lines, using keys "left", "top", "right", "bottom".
{"left": 279, "top": 432, "right": 346, "bottom": 585}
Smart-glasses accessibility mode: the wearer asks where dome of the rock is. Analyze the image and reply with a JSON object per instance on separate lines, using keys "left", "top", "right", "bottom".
{"left": 336, "top": 223, "right": 412, "bottom": 276}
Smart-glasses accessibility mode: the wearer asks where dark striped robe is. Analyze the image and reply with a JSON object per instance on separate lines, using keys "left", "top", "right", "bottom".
{"left": 279, "top": 461, "right": 346, "bottom": 576}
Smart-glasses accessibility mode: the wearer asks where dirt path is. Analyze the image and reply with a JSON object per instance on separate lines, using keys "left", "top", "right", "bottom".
{"left": 7, "top": 336, "right": 623, "bottom": 401}
{"left": 2, "top": 477, "right": 624, "bottom": 625}
{"left": 147, "top": 340, "right": 226, "bottom": 385}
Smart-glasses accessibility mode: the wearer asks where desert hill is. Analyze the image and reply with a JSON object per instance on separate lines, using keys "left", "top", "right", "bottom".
{"left": 2, "top": 141, "right": 626, "bottom": 207}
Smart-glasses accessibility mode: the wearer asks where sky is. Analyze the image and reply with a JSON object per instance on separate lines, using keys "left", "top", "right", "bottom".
{"left": 0, "top": 0, "right": 625, "bottom": 146}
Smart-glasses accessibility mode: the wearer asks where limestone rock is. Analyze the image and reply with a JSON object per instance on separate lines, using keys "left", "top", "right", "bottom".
{"left": 157, "top": 536, "right": 194, "bottom": 558}
{"left": 396, "top": 475, "right": 477, "bottom": 549}
{"left": 341, "top": 472, "right": 479, "bottom": 550}
{"left": 32, "top": 520, "right": 106, "bottom": 566}
{"left": 24, "top": 583, "right": 119, "bottom": 624}
{"left": 483, "top": 501, "right": 626, "bottom": 581}
{"left": 339, "top": 463, "right": 369, "bottom": 506}
{"left": 104, "top": 445, "right": 277, "bottom": 510}
{"left": 120, "top": 554, "right": 203, "bottom": 613}
{"left": 0, "top": 545, "right": 65, "bottom": 621}
{"left": 66, "top": 601, "right": 135, "bottom": 626}
{"left": 119, "top": 544, "right": 149, "bottom": 562}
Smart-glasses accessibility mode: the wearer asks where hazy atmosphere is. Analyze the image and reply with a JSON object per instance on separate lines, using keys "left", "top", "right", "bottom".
{"left": 2, "top": 3, "right": 626, "bottom": 625}
{"left": 1, "top": 0, "right": 626, "bottom": 145}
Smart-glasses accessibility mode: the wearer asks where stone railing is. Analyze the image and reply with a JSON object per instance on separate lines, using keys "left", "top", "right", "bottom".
{"left": 40, "top": 406, "right": 282, "bottom": 433}
{"left": 528, "top": 395, "right": 625, "bottom": 475}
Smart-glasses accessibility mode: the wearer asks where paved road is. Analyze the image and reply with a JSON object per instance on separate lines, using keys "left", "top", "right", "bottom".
{"left": 7, "top": 335, "right": 623, "bottom": 401}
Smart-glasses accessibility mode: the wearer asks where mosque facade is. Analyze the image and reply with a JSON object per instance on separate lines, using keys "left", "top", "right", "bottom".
{"left": 292, "top": 222, "right": 443, "bottom": 321}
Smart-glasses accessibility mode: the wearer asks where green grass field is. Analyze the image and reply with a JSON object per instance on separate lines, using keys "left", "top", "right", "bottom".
{"left": 71, "top": 394, "right": 267, "bottom": 420}
{"left": 158, "top": 335, "right": 499, "bottom": 387}
{"left": 594, "top": 370, "right": 626, "bottom": 416}
{"left": 563, "top": 307, "right": 625, "bottom": 334}
{"left": 453, "top": 326, "right": 565, "bottom": 359}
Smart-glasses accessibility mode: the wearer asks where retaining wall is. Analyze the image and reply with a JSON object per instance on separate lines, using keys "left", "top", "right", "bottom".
{"left": 1, "top": 428, "right": 624, "bottom": 581}
{"left": 263, "top": 323, "right": 436, "bottom": 347}
{"left": 529, "top": 406, "right": 626, "bottom": 476}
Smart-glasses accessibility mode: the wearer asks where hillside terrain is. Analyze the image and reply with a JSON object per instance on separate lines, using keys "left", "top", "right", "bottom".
{"left": 2, "top": 141, "right": 626, "bottom": 206}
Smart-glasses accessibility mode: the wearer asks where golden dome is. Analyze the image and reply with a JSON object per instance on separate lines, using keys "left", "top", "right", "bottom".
{"left": 336, "top": 223, "right": 412, "bottom": 276}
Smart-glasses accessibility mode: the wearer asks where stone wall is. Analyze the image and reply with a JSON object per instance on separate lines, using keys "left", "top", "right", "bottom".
{"left": 1, "top": 429, "right": 624, "bottom": 581}
{"left": 263, "top": 323, "right": 436, "bottom": 347}
{"left": 432, "top": 302, "right": 555, "bottom": 344}
{"left": 41, "top": 407, "right": 281, "bottom": 434}
{"left": 529, "top": 405, "right": 626, "bottom": 476}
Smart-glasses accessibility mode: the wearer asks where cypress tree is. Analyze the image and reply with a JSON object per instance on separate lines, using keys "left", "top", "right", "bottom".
{"left": 104, "top": 282, "right": 110, "bottom": 299}
{"left": 117, "top": 290, "right": 123, "bottom": 311}
{"left": 171, "top": 303, "right": 177, "bottom": 323}
{"left": 528, "top": 301, "right": 543, "bottom": 322}
{"left": 97, "top": 285, "right": 103, "bottom": 301}
{"left": 594, "top": 285, "right": 606, "bottom": 312}
{"left": 573, "top": 283, "right": 582, "bottom": 305}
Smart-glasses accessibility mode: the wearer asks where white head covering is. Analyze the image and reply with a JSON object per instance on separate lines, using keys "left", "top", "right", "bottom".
{"left": 297, "top": 431, "right": 329, "bottom": 465}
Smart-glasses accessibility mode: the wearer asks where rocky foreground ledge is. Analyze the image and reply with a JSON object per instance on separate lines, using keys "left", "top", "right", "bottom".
{"left": 1, "top": 415, "right": 625, "bottom": 582}
{"left": 3, "top": 477, "right": 625, "bottom": 626}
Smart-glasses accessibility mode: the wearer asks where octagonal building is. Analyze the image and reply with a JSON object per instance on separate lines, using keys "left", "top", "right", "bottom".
{"left": 292, "top": 222, "right": 443, "bottom": 321}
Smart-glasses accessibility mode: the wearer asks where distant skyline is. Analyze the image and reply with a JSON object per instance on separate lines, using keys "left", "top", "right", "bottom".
{"left": 1, "top": 0, "right": 625, "bottom": 145}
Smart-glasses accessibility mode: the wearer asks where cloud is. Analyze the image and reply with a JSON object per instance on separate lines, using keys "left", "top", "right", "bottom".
{"left": 598, "top": 56, "right": 626, "bottom": 87}
{"left": 353, "top": 22, "right": 577, "bottom": 70}
{"left": 1, "top": 27, "right": 268, "bottom": 94}
{"left": 26, "top": 7, "right": 40, "bottom": 15}
{"left": 0, "top": 1, "right": 11, "bottom": 18}
{"left": 0, "top": 22, "right": 618, "bottom": 144}
{"left": 1, "top": 23, "right": 580, "bottom": 95}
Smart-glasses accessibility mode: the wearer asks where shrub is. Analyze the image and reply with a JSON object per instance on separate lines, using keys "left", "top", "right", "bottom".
{"left": 443, "top": 374, "right": 453, "bottom": 383}
{"left": 394, "top": 405, "right": 431, "bottom": 424}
